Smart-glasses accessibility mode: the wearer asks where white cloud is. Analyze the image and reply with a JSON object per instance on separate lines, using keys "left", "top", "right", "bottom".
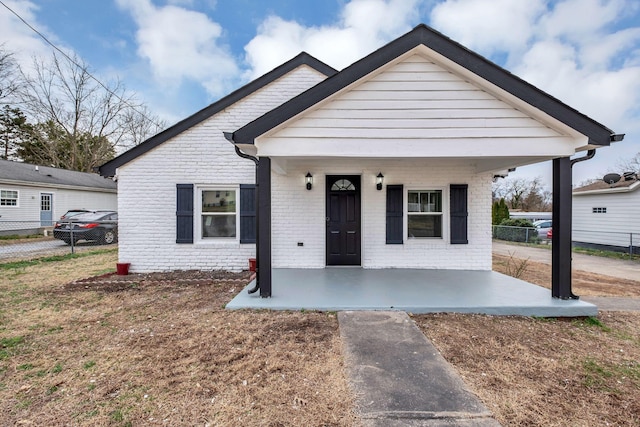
{"left": 243, "top": 0, "right": 420, "bottom": 78}
{"left": 515, "top": 39, "right": 640, "bottom": 131}
{"left": 0, "top": 1, "right": 55, "bottom": 65}
{"left": 537, "top": 0, "right": 625, "bottom": 41}
{"left": 430, "top": 0, "right": 546, "bottom": 56}
{"left": 115, "top": 0, "right": 238, "bottom": 97}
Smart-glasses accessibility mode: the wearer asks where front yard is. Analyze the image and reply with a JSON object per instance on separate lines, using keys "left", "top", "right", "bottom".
{"left": 0, "top": 249, "right": 638, "bottom": 426}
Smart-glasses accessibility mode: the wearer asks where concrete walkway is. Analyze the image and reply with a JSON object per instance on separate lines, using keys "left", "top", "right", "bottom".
{"left": 339, "top": 311, "right": 501, "bottom": 426}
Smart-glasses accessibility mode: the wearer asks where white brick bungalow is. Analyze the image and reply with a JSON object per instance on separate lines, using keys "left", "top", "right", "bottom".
{"left": 99, "top": 25, "right": 623, "bottom": 300}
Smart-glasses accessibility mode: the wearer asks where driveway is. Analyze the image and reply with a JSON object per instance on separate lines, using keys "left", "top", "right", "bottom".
{"left": 492, "top": 241, "right": 639, "bottom": 282}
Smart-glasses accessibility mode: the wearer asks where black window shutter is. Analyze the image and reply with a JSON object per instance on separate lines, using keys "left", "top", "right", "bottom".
{"left": 176, "top": 184, "right": 194, "bottom": 244}
{"left": 240, "top": 184, "right": 256, "bottom": 244}
{"left": 386, "top": 184, "right": 403, "bottom": 244}
{"left": 450, "top": 184, "right": 468, "bottom": 244}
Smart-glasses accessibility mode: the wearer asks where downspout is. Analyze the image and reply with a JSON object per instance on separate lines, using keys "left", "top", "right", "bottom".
{"left": 225, "top": 133, "right": 260, "bottom": 294}
{"left": 570, "top": 149, "right": 596, "bottom": 168}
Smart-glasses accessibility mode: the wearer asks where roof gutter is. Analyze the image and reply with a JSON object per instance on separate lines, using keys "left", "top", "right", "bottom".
{"left": 570, "top": 149, "right": 596, "bottom": 168}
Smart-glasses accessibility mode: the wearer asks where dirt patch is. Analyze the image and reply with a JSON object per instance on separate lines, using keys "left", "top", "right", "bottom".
{"left": 414, "top": 312, "right": 640, "bottom": 427}
{"left": 493, "top": 253, "right": 640, "bottom": 297}
{"left": 409, "top": 254, "right": 640, "bottom": 426}
{"left": 0, "top": 256, "right": 357, "bottom": 426}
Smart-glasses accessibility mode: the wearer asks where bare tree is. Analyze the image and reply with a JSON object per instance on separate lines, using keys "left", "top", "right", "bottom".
{"left": 16, "top": 52, "right": 164, "bottom": 170}
{"left": 0, "top": 46, "right": 21, "bottom": 103}
{"left": 616, "top": 152, "right": 640, "bottom": 174}
{"left": 493, "top": 176, "right": 551, "bottom": 211}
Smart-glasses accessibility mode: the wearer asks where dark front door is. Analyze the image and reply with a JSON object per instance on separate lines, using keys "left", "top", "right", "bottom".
{"left": 326, "top": 175, "right": 361, "bottom": 266}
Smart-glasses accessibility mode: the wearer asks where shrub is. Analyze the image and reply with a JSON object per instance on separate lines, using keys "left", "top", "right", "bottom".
{"left": 494, "top": 218, "right": 539, "bottom": 243}
{"left": 492, "top": 198, "right": 510, "bottom": 225}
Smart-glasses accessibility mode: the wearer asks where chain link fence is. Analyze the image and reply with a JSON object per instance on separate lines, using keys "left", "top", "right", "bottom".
{"left": 573, "top": 229, "right": 638, "bottom": 256}
{"left": 0, "top": 220, "right": 118, "bottom": 262}
{"left": 492, "top": 225, "right": 544, "bottom": 244}
{"left": 493, "top": 225, "right": 638, "bottom": 256}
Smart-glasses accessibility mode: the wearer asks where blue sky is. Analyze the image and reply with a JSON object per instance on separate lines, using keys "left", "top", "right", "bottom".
{"left": 1, "top": 0, "right": 640, "bottom": 186}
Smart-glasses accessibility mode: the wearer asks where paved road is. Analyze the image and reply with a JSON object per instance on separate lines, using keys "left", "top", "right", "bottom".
{"left": 492, "top": 241, "right": 639, "bottom": 282}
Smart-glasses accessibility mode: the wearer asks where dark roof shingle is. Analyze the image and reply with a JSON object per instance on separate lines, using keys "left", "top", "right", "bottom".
{"left": 0, "top": 160, "right": 116, "bottom": 190}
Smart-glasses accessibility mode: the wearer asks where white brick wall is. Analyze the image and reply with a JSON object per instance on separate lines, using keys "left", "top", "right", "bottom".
{"left": 272, "top": 159, "right": 492, "bottom": 270}
{"left": 117, "top": 63, "right": 493, "bottom": 273}
{"left": 116, "top": 66, "right": 327, "bottom": 272}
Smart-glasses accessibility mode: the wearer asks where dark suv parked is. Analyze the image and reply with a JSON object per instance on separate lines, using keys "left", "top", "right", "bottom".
{"left": 53, "top": 211, "right": 118, "bottom": 245}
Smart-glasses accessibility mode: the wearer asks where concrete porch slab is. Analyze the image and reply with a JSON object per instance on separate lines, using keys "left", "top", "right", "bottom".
{"left": 226, "top": 268, "right": 597, "bottom": 317}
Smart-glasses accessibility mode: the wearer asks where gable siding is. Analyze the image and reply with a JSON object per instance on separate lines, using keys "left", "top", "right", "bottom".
{"left": 264, "top": 55, "right": 562, "bottom": 143}
{"left": 573, "top": 190, "right": 640, "bottom": 248}
{"left": 115, "top": 66, "right": 328, "bottom": 272}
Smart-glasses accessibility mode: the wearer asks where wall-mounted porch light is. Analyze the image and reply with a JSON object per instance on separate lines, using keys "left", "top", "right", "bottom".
{"left": 376, "top": 172, "right": 384, "bottom": 190}
{"left": 306, "top": 172, "right": 313, "bottom": 190}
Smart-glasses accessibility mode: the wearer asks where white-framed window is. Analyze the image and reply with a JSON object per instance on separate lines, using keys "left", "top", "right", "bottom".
{"left": 407, "top": 189, "right": 443, "bottom": 238}
{"left": 197, "top": 186, "right": 238, "bottom": 240}
{"left": 592, "top": 207, "right": 607, "bottom": 214}
{"left": 0, "top": 189, "right": 18, "bottom": 207}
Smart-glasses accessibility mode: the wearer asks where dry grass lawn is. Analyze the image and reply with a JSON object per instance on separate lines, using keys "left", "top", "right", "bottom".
{"left": 1, "top": 249, "right": 639, "bottom": 426}
{"left": 0, "top": 250, "right": 356, "bottom": 426}
{"left": 412, "top": 254, "right": 640, "bottom": 426}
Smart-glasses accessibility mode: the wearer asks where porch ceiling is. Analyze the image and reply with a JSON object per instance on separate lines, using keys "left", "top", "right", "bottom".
{"left": 226, "top": 268, "right": 597, "bottom": 317}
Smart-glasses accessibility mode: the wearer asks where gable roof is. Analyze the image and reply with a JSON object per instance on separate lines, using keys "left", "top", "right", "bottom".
{"left": 573, "top": 175, "right": 640, "bottom": 195}
{"left": 0, "top": 159, "right": 116, "bottom": 191}
{"left": 98, "top": 53, "right": 337, "bottom": 177}
{"left": 229, "top": 24, "right": 621, "bottom": 147}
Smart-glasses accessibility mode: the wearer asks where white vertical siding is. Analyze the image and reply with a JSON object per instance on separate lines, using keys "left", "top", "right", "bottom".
{"left": 573, "top": 190, "right": 640, "bottom": 248}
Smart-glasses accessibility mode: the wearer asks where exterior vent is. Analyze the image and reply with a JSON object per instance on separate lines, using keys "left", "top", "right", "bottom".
{"left": 623, "top": 172, "right": 637, "bottom": 181}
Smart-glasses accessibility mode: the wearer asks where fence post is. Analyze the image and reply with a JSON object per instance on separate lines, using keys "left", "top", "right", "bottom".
{"left": 69, "top": 220, "right": 75, "bottom": 254}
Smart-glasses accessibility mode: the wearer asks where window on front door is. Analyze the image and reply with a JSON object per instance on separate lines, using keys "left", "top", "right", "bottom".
{"left": 407, "top": 190, "right": 442, "bottom": 238}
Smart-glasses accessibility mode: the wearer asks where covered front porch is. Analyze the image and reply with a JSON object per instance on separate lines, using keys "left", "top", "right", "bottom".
{"left": 226, "top": 268, "right": 597, "bottom": 317}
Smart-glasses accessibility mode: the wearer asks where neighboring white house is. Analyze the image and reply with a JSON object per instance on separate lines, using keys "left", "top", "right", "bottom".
{"left": 573, "top": 174, "right": 639, "bottom": 253}
{"left": 0, "top": 160, "right": 117, "bottom": 235}
{"left": 99, "top": 25, "right": 622, "bottom": 299}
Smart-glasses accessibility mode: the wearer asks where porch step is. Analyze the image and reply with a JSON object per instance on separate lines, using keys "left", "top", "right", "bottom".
{"left": 338, "top": 311, "right": 501, "bottom": 426}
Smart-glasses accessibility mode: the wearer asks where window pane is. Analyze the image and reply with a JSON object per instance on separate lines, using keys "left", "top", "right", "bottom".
{"left": 427, "top": 191, "right": 442, "bottom": 213}
{"left": 331, "top": 179, "right": 356, "bottom": 191}
{"left": 202, "top": 215, "right": 236, "bottom": 238}
{"left": 202, "top": 190, "right": 236, "bottom": 213}
{"left": 1, "top": 190, "right": 18, "bottom": 206}
{"left": 408, "top": 215, "right": 442, "bottom": 238}
{"left": 408, "top": 191, "right": 420, "bottom": 212}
